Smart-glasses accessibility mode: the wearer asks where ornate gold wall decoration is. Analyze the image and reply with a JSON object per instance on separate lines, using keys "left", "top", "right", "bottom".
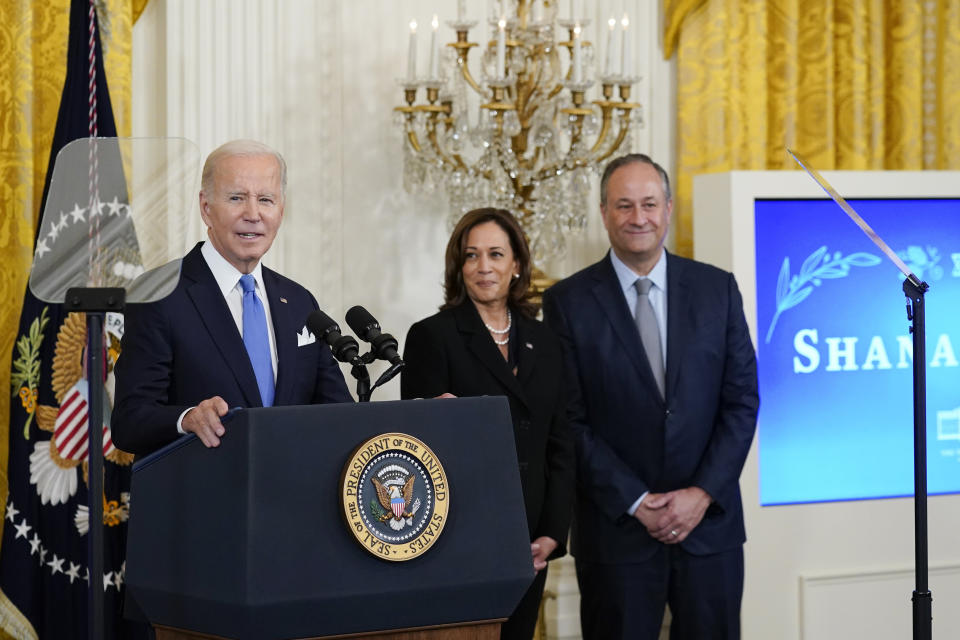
{"left": 665, "top": 0, "right": 960, "bottom": 258}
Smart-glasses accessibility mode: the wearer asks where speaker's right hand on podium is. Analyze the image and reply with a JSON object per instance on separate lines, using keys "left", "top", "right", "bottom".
{"left": 181, "top": 396, "right": 229, "bottom": 448}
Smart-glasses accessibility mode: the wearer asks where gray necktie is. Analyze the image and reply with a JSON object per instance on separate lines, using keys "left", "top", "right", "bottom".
{"left": 634, "top": 278, "right": 664, "bottom": 398}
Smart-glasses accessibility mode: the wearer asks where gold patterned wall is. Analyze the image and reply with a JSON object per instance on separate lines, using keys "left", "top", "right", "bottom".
{"left": 0, "top": 0, "right": 144, "bottom": 531}
{"left": 664, "top": 0, "right": 960, "bottom": 257}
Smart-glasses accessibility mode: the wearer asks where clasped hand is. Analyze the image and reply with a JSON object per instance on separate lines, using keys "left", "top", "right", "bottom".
{"left": 633, "top": 486, "right": 711, "bottom": 544}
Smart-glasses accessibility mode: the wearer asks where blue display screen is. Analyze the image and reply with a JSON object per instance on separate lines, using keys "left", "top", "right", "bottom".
{"left": 755, "top": 198, "right": 960, "bottom": 505}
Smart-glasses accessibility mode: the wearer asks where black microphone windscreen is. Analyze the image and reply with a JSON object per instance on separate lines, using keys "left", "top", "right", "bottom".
{"left": 306, "top": 309, "right": 339, "bottom": 340}
{"left": 345, "top": 305, "right": 379, "bottom": 338}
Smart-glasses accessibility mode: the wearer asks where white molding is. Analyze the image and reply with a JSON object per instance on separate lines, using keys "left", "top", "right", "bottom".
{"left": 800, "top": 564, "right": 960, "bottom": 640}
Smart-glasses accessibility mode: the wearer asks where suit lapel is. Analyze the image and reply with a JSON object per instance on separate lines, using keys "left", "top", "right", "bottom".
{"left": 181, "top": 244, "right": 263, "bottom": 407}
{"left": 665, "top": 252, "right": 690, "bottom": 400}
{"left": 515, "top": 314, "right": 539, "bottom": 390}
{"left": 262, "top": 268, "right": 298, "bottom": 406}
{"left": 589, "top": 256, "right": 663, "bottom": 401}
{"left": 453, "top": 301, "right": 528, "bottom": 406}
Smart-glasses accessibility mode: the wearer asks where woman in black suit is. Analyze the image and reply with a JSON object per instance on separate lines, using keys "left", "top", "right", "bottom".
{"left": 401, "top": 208, "right": 575, "bottom": 640}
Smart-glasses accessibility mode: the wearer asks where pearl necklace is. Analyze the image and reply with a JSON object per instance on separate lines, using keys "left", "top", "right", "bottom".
{"left": 485, "top": 310, "right": 511, "bottom": 345}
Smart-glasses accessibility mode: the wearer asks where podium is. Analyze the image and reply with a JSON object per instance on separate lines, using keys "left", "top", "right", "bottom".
{"left": 124, "top": 397, "right": 534, "bottom": 640}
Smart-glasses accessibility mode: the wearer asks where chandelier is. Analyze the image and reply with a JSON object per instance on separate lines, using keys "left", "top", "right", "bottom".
{"left": 395, "top": 0, "right": 643, "bottom": 263}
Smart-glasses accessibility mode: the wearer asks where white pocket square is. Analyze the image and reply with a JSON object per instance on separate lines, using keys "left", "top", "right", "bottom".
{"left": 297, "top": 326, "right": 316, "bottom": 347}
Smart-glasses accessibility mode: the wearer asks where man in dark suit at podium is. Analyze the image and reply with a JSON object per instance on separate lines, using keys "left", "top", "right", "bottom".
{"left": 542, "top": 154, "right": 758, "bottom": 640}
{"left": 113, "top": 140, "right": 352, "bottom": 456}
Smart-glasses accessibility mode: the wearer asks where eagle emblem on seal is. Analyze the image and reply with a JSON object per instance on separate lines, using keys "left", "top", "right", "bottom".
{"left": 371, "top": 469, "right": 422, "bottom": 531}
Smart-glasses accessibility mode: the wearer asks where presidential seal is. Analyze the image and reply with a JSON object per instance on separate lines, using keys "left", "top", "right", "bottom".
{"left": 341, "top": 433, "right": 449, "bottom": 561}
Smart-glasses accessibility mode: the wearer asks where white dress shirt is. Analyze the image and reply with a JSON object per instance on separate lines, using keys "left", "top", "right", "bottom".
{"left": 609, "top": 248, "right": 667, "bottom": 370}
{"left": 200, "top": 241, "right": 278, "bottom": 376}
{"left": 609, "top": 248, "right": 668, "bottom": 515}
{"left": 176, "top": 242, "right": 279, "bottom": 432}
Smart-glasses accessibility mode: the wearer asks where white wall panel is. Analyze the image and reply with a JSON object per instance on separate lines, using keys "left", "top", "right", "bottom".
{"left": 800, "top": 565, "right": 960, "bottom": 640}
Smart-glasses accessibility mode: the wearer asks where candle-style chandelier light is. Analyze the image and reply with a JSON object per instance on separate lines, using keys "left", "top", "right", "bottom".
{"left": 396, "top": 0, "right": 642, "bottom": 262}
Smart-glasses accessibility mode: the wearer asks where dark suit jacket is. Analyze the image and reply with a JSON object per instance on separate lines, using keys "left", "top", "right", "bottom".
{"left": 400, "top": 300, "right": 575, "bottom": 554}
{"left": 112, "top": 242, "right": 352, "bottom": 455}
{"left": 541, "top": 251, "right": 758, "bottom": 564}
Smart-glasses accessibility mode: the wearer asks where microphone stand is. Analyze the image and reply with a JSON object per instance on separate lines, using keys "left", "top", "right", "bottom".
{"left": 350, "top": 360, "right": 371, "bottom": 403}
{"left": 373, "top": 361, "right": 405, "bottom": 389}
{"left": 905, "top": 276, "right": 931, "bottom": 640}
{"left": 351, "top": 352, "right": 405, "bottom": 402}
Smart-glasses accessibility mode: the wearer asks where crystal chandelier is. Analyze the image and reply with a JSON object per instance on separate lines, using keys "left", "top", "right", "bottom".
{"left": 395, "top": 0, "right": 643, "bottom": 263}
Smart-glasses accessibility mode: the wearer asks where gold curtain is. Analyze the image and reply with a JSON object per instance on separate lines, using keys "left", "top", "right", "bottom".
{"left": 0, "top": 0, "right": 145, "bottom": 537}
{"left": 664, "top": 0, "right": 960, "bottom": 257}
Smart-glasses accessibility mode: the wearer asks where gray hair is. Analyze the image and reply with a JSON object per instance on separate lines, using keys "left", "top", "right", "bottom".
{"left": 200, "top": 139, "right": 287, "bottom": 198}
{"left": 599, "top": 153, "right": 671, "bottom": 206}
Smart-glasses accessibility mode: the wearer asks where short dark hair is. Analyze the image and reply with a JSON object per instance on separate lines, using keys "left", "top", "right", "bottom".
{"left": 599, "top": 153, "right": 671, "bottom": 206}
{"left": 441, "top": 208, "right": 538, "bottom": 319}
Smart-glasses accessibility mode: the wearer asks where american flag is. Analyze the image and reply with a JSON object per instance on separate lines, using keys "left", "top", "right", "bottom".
{"left": 53, "top": 380, "right": 115, "bottom": 461}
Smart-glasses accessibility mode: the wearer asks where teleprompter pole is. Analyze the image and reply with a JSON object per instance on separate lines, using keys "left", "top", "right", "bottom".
{"left": 904, "top": 277, "right": 931, "bottom": 640}
{"left": 87, "top": 311, "right": 104, "bottom": 640}
{"left": 66, "top": 287, "right": 125, "bottom": 640}
{"left": 785, "top": 148, "right": 934, "bottom": 637}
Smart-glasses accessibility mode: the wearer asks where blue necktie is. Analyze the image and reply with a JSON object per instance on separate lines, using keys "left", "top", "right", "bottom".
{"left": 239, "top": 274, "right": 275, "bottom": 407}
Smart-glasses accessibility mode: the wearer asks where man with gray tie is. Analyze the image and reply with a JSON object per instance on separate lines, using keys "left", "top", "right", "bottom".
{"left": 542, "top": 154, "right": 759, "bottom": 639}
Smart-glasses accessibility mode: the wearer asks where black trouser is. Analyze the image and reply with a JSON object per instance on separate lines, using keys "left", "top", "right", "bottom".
{"left": 501, "top": 566, "right": 549, "bottom": 640}
{"left": 576, "top": 545, "right": 744, "bottom": 640}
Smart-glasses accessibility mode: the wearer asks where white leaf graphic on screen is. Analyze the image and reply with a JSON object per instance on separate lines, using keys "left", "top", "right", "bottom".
{"left": 765, "top": 246, "right": 881, "bottom": 344}
{"left": 896, "top": 245, "right": 942, "bottom": 282}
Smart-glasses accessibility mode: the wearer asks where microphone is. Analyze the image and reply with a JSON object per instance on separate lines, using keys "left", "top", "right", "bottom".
{"left": 345, "top": 306, "right": 403, "bottom": 366}
{"left": 306, "top": 310, "right": 361, "bottom": 364}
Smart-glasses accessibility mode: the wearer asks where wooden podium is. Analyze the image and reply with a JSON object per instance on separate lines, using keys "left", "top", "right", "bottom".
{"left": 124, "top": 398, "right": 532, "bottom": 640}
{"left": 153, "top": 619, "right": 503, "bottom": 640}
